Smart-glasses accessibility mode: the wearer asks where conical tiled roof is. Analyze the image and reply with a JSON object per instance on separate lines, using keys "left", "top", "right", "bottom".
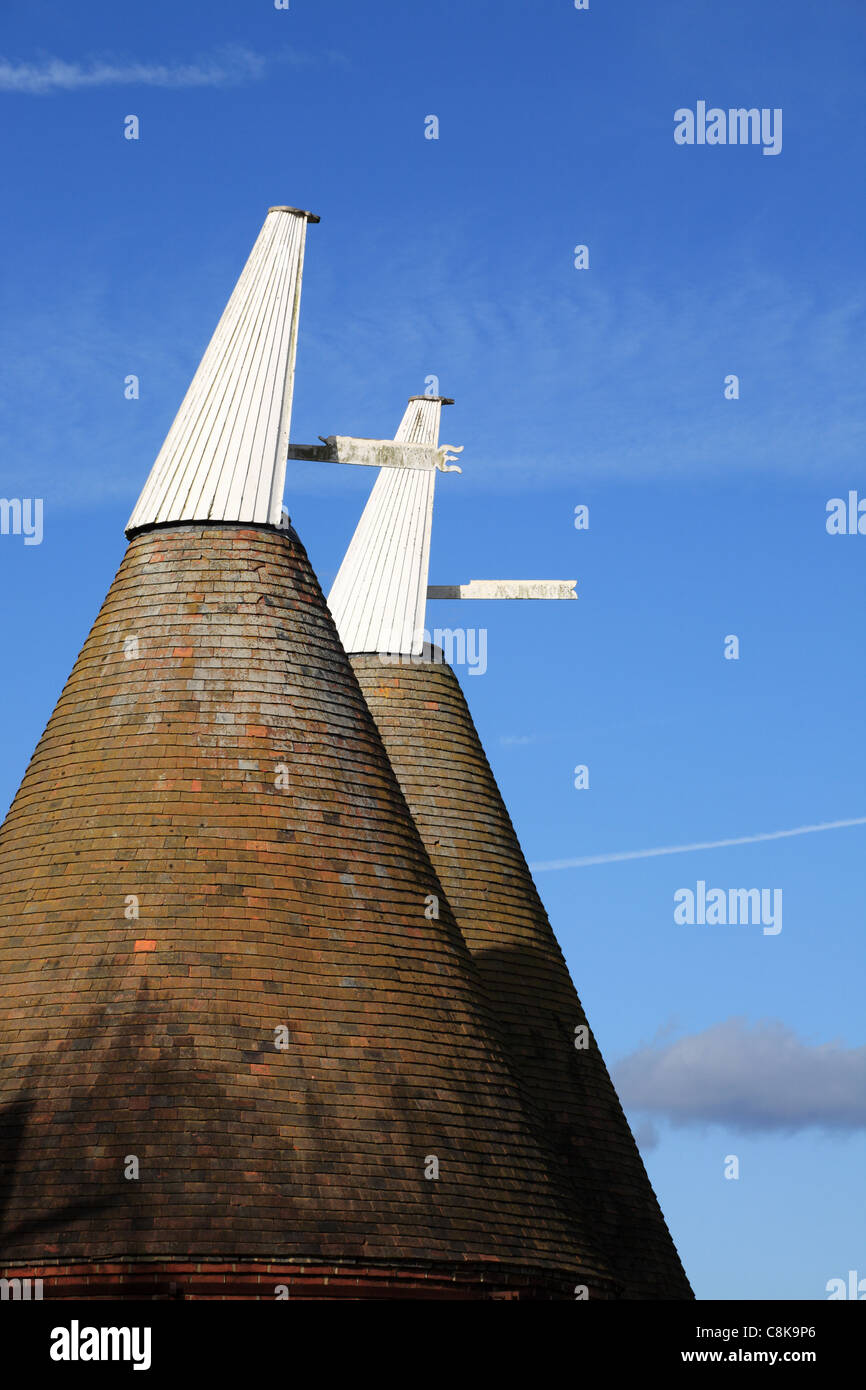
{"left": 0, "top": 214, "right": 615, "bottom": 1300}
{"left": 329, "top": 397, "right": 692, "bottom": 1299}
{"left": 0, "top": 524, "right": 616, "bottom": 1298}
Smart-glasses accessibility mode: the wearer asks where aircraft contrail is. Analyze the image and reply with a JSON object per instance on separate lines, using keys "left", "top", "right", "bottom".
{"left": 530, "top": 816, "right": 866, "bottom": 872}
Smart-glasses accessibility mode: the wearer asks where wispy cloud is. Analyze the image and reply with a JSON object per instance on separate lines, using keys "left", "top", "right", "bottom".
{"left": 301, "top": 227, "right": 866, "bottom": 491}
{"left": 499, "top": 734, "right": 537, "bottom": 747}
{"left": 631, "top": 1118, "right": 660, "bottom": 1152}
{"left": 0, "top": 46, "right": 301, "bottom": 95}
{"left": 615, "top": 1019, "right": 866, "bottom": 1135}
{"left": 530, "top": 816, "right": 866, "bottom": 872}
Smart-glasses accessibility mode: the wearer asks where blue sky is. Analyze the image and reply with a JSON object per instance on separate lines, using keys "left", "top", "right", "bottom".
{"left": 1, "top": 0, "right": 864, "bottom": 1300}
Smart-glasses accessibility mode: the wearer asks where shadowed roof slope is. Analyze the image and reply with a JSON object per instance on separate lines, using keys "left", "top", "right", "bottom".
{"left": 351, "top": 653, "right": 693, "bottom": 1299}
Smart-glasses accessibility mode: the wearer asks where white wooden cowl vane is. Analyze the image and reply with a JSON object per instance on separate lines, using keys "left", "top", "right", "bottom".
{"left": 315, "top": 396, "right": 576, "bottom": 660}
{"left": 126, "top": 206, "right": 318, "bottom": 535}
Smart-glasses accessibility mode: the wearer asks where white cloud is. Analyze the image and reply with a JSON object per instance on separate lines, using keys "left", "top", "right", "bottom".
{"left": 615, "top": 1019, "right": 866, "bottom": 1134}
{"left": 303, "top": 229, "right": 866, "bottom": 489}
{"left": 0, "top": 46, "right": 289, "bottom": 95}
{"left": 631, "top": 1118, "right": 660, "bottom": 1152}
